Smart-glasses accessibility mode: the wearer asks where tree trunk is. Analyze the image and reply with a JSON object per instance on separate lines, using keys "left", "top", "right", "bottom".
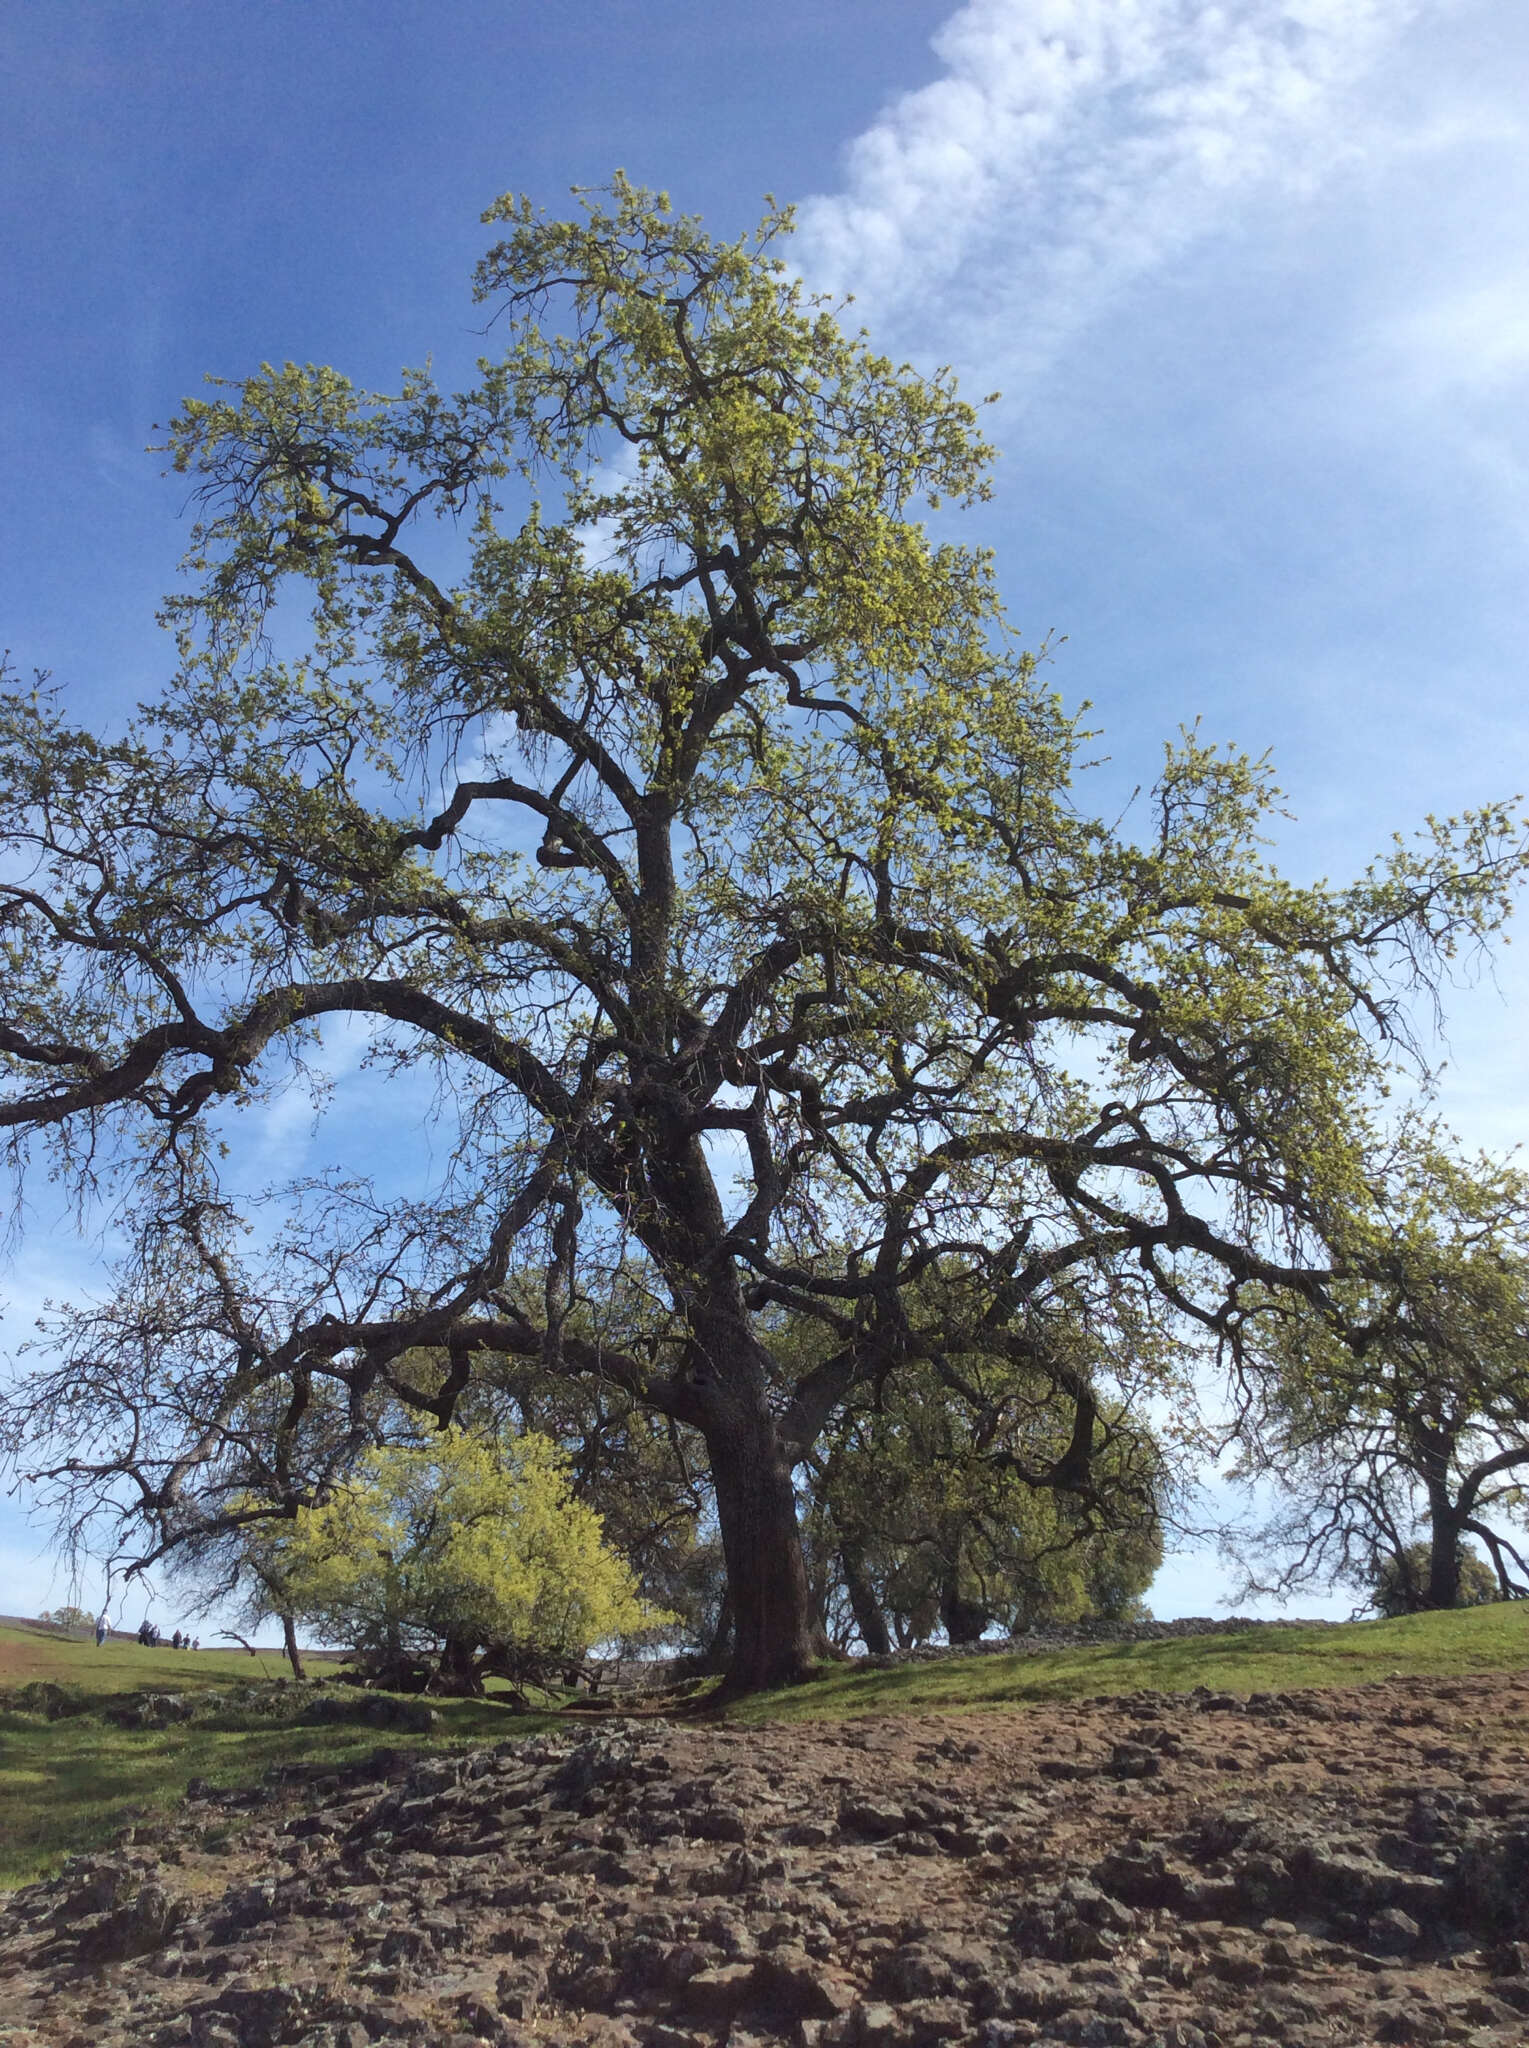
{"left": 640, "top": 1136, "right": 823, "bottom": 1695}
{"left": 1426, "top": 1491, "right": 1465, "bottom": 1609}
{"left": 701, "top": 1383, "right": 821, "bottom": 1694}
{"left": 281, "top": 1611, "right": 306, "bottom": 1682}
{"left": 939, "top": 1572, "right": 989, "bottom": 1645}
{"left": 436, "top": 1633, "right": 486, "bottom": 1697}
{"left": 704, "top": 1589, "right": 735, "bottom": 1674}
{"left": 840, "top": 1542, "right": 892, "bottom": 1655}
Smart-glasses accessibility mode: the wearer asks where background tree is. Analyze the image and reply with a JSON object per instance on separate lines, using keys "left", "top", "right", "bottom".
{"left": 1368, "top": 1540, "right": 1499, "bottom": 1618}
{"left": 459, "top": 1319, "right": 722, "bottom": 1655}
{"left": 169, "top": 1516, "right": 313, "bottom": 1679}
{"left": 1230, "top": 1137, "right": 1529, "bottom": 1611}
{"left": 805, "top": 1366, "right": 1166, "bottom": 1653}
{"left": 162, "top": 1326, "right": 714, "bottom": 1678}
{"left": 262, "top": 1430, "right": 654, "bottom": 1695}
{"left": 36, "top": 1605, "right": 94, "bottom": 1634}
{"left": 2, "top": 180, "right": 1527, "bottom": 1692}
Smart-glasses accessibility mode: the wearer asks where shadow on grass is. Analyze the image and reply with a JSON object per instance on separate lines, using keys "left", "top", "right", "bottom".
{"left": 0, "top": 1691, "right": 559, "bottom": 1889}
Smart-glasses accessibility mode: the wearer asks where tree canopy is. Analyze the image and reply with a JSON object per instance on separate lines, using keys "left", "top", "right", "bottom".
{"left": 793, "top": 1278, "right": 1172, "bottom": 1652}
{"left": 247, "top": 1430, "right": 654, "bottom": 1693}
{"left": 2, "top": 179, "right": 1527, "bottom": 1690}
{"left": 1369, "top": 1541, "right": 1499, "bottom": 1618}
{"left": 1230, "top": 1134, "right": 1529, "bottom": 1611}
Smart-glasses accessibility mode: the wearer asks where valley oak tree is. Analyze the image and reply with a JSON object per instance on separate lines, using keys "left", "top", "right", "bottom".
{"left": 2, "top": 180, "right": 1527, "bottom": 1693}
{"left": 1230, "top": 1137, "right": 1529, "bottom": 1613}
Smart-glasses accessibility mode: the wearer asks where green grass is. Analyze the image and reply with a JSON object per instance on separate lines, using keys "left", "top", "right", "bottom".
{"left": 0, "top": 1622, "right": 557, "bottom": 1889}
{"left": 0, "top": 1623, "right": 318, "bottom": 1694}
{"left": 723, "top": 1603, "right": 1529, "bottom": 1725}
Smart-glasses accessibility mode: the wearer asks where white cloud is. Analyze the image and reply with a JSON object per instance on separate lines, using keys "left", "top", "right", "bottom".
{"left": 1382, "top": 280, "right": 1529, "bottom": 396}
{"left": 798, "top": 0, "right": 1432, "bottom": 377}
{"left": 239, "top": 1010, "right": 383, "bottom": 1179}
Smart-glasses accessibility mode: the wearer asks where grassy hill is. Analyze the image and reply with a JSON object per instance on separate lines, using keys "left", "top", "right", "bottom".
{"left": 2, "top": 1603, "right": 1527, "bottom": 1888}
{"left": 0, "top": 1619, "right": 306, "bottom": 1692}
{"left": 725, "top": 1603, "right": 1529, "bottom": 1723}
{"left": 0, "top": 1619, "right": 547, "bottom": 1886}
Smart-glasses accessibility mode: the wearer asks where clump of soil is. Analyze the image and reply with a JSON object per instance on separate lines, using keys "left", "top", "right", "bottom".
{"left": 5, "top": 1669, "right": 1529, "bottom": 2047}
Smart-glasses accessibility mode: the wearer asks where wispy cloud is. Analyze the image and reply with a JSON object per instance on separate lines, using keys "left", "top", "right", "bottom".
{"left": 240, "top": 1011, "right": 382, "bottom": 1179}
{"left": 1382, "top": 279, "right": 1529, "bottom": 397}
{"left": 798, "top": 0, "right": 1431, "bottom": 378}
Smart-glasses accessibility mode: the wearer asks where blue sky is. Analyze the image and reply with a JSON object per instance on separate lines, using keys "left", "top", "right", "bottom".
{"left": 4, "top": 0, "right": 1528, "bottom": 1629}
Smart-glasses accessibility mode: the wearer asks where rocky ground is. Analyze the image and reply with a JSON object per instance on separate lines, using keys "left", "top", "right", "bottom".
{"left": 5, "top": 1669, "right": 1529, "bottom": 2048}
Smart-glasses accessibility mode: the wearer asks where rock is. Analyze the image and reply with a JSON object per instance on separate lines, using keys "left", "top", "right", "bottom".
{"left": 752, "top": 1947, "right": 858, "bottom": 2019}
{"left": 897, "top": 1997, "right": 970, "bottom": 2041}
{"left": 871, "top": 1946, "right": 959, "bottom": 2002}
{"left": 190, "top": 2022, "right": 244, "bottom": 2048}
{"left": 494, "top": 1959, "right": 548, "bottom": 2017}
{"left": 1450, "top": 1824, "right": 1529, "bottom": 1936}
{"left": 77, "top": 1880, "right": 184, "bottom": 1962}
{"left": 784, "top": 1819, "right": 836, "bottom": 1847}
{"left": 1368, "top": 1906, "right": 1422, "bottom": 1956}
{"left": 9, "top": 1678, "right": 92, "bottom": 1720}
{"left": 685, "top": 1805, "right": 750, "bottom": 1844}
{"left": 1009, "top": 1884, "right": 1135, "bottom": 1963}
{"left": 996, "top": 1965, "right": 1076, "bottom": 2021}
{"left": 1206, "top": 1949, "right": 1262, "bottom": 1987}
{"left": 7, "top": 1664, "right": 1529, "bottom": 2048}
{"left": 199, "top": 1983, "right": 314, "bottom": 2048}
{"left": 1107, "top": 1743, "right": 1160, "bottom": 1780}
{"left": 682, "top": 1962, "right": 757, "bottom": 2020}
{"left": 103, "top": 1692, "right": 197, "bottom": 1730}
{"left": 1049, "top": 2022, "right": 1139, "bottom": 2047}
{"left": 847, "top": 2004, "right": 907, "bottom": 2045}
{"left": 841, "top": 1799, "right": 913, "bottom": 1838}
{"left": 1093, "top": 1847, "right": 1189, "bottom": 1910}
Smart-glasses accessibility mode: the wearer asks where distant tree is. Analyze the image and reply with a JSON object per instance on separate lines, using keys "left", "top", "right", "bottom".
{"left": 1230, "top": 1137, "right": 1529, "bottom": 1611}
{"left": 260, "top": 1430, "right": 658, "bottom": 1695}
{"left": 805, "top": 1345, "right": 1167, "bottom": 1653}
{"left": 2, "top": 177, "right": 1527, "bottom": 1694}
{"left": 459, "top": 1331, "right": 721, "bottom": 1653}
{"left": 1369, "top": 1540, "right": 1499, "bottom": 1618}
{"left": 37, "top": 1604, "right": 93, "bottom": 1633}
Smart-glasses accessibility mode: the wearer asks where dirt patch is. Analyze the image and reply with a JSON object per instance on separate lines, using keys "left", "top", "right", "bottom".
{"left": 0, "top": 1628, "right": 93, "bottom": 1688}
{"left": 5, "top": 1670, "right": 1529, "bottom": 2046}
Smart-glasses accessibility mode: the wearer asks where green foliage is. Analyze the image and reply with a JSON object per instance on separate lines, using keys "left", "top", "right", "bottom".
{"left": 264, "top": 1431, "right": 658, "bottom": 1673}
{"left": 767, "top": 1266, "right": 1173, "bottom": 1650}
{"left": 427, "top": 1330, "right": 722, "bottom": 1656}
{"left": 1369, "top": 1542, "right": 1500, "bottom": 1618}
{"left": 3, "top": 178, "right": 1529, "bottom": 1691}
{"left": 809, "top": 1347, "right": 1166, "bottom": 1647}
{"left": 1232, "top": 1132, "right": 1529, "bottom": 1610}
{"left": 36, "top": 1606, "right": 94, "bottom": 1633}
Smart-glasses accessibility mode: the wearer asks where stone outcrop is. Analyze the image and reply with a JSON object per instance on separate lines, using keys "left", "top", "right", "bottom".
{"left": 5, "top": 1670, "right": 1529, "bottom": 2045}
